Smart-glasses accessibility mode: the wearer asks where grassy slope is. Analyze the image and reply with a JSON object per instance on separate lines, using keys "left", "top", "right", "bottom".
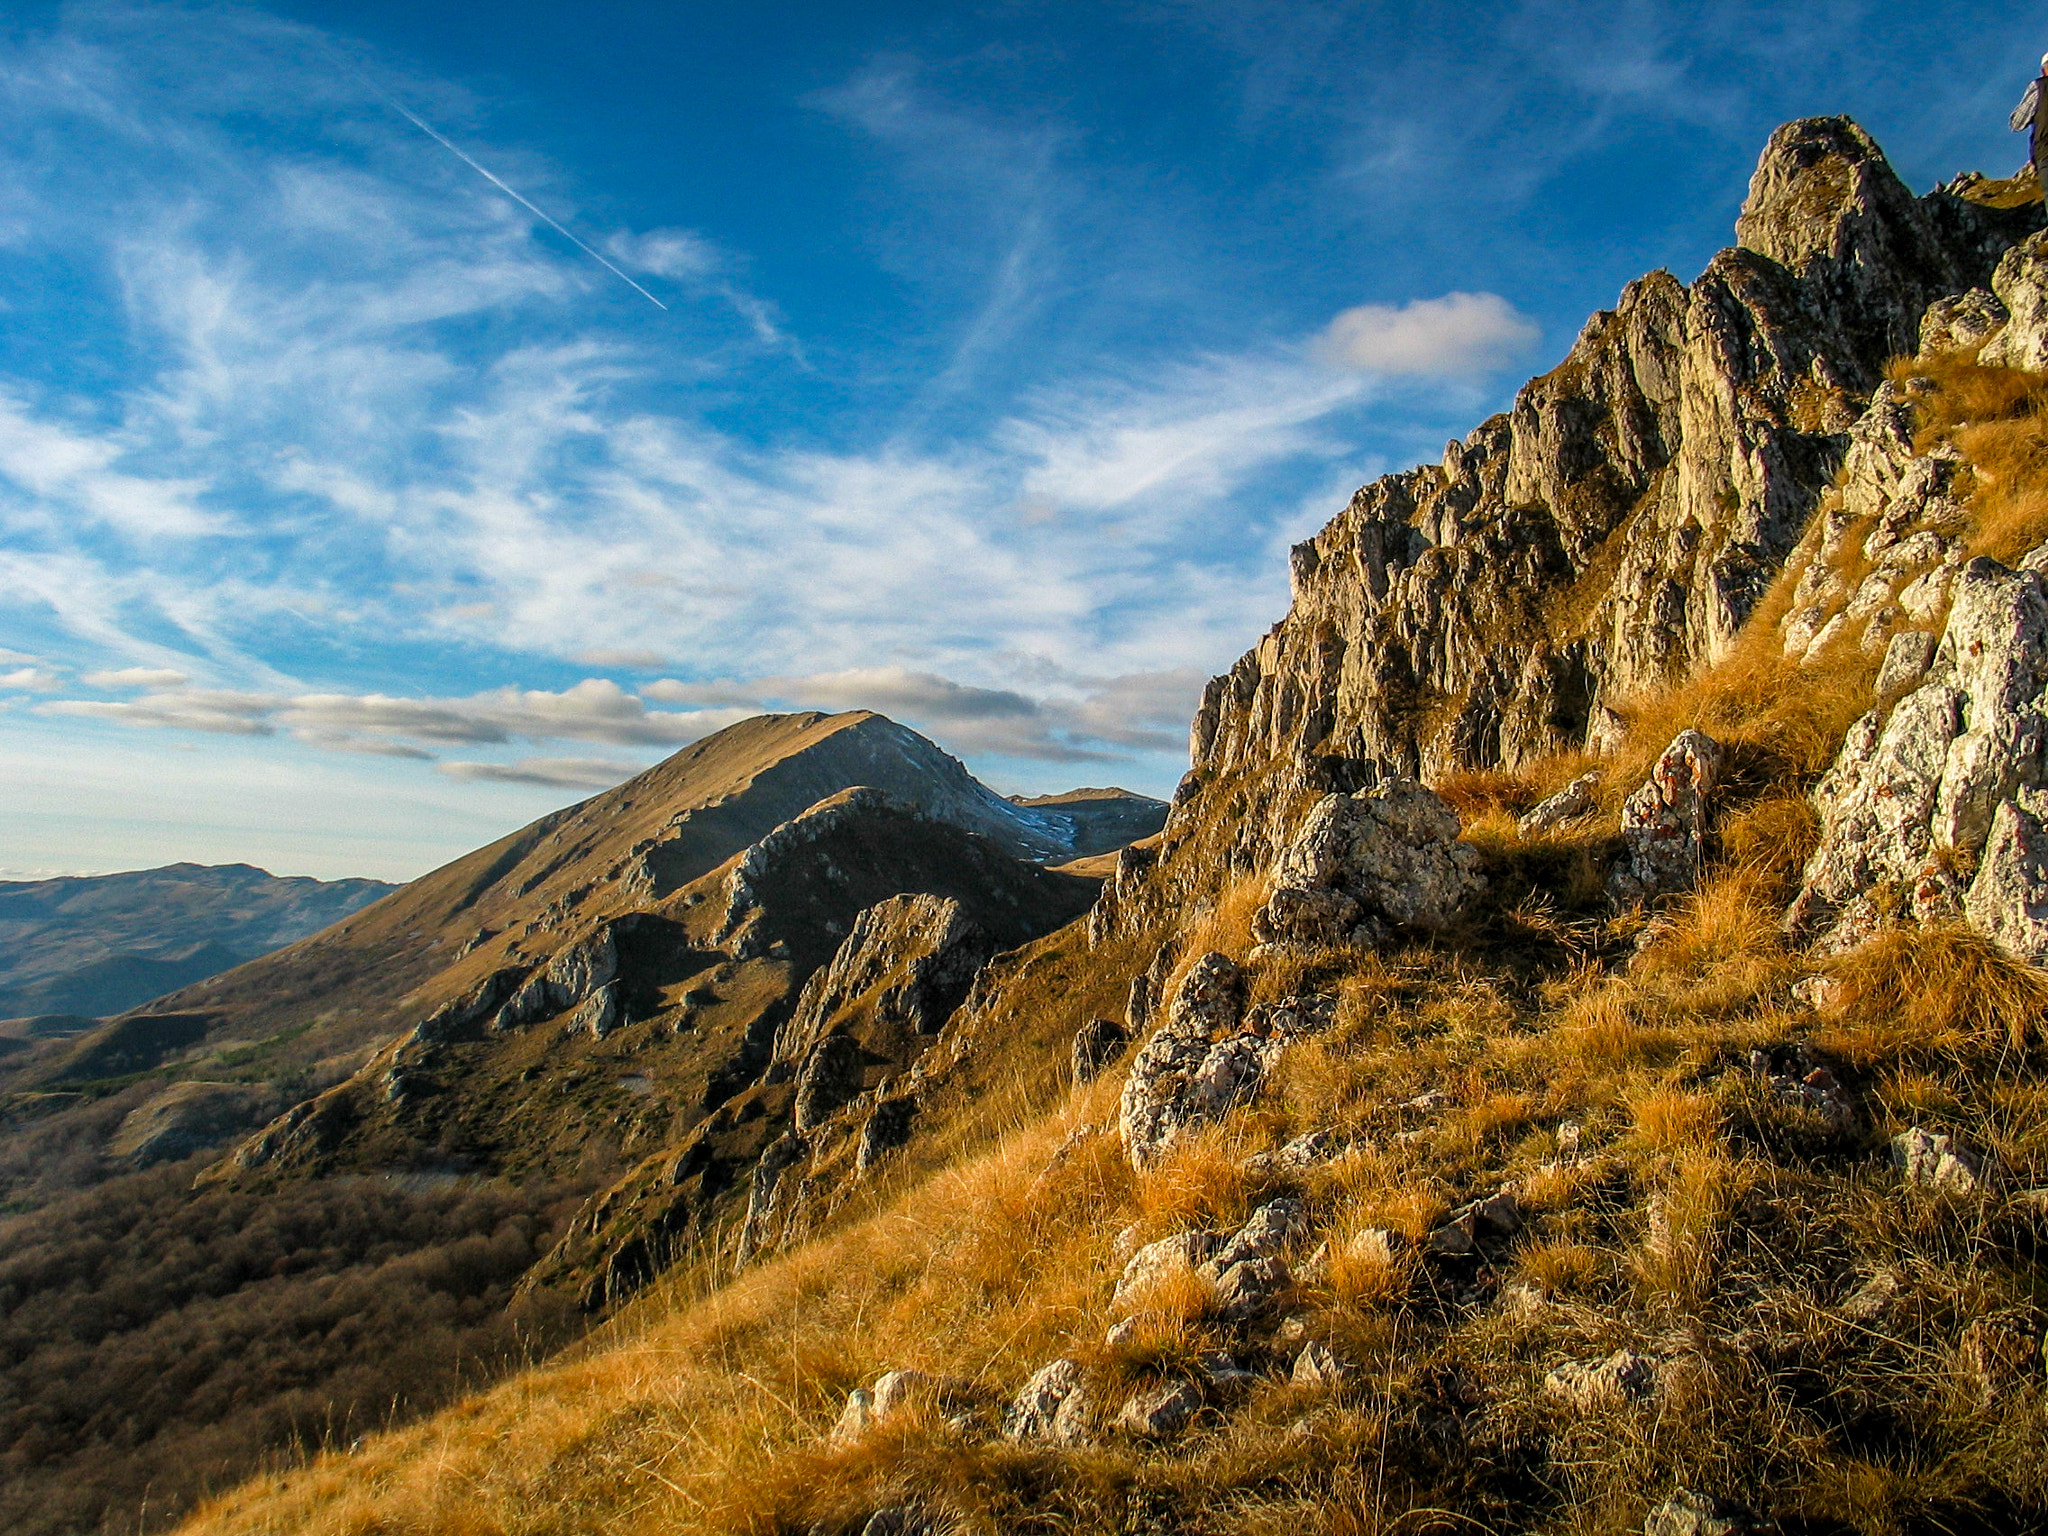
{"left": 175, "top": 359, "right": 2048, "bottom": 1536}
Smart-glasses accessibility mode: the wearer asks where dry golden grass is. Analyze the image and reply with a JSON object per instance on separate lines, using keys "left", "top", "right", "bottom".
{"left": 1626, "top": 1087, "right": 1723, "bottom": 1154}
{"left": 1820, "top": 924, "right": 2048, "bottom": 1061}
{"left": 1514, "top": 1237, "right": 1604, "bottom": 1298}
{"left": 1320, "top": 1225, "right": 1415, "bottom": 1312}
{"left": 1888, "top": 353, "right": 2048, "bottom": 565}
{"left": 1132, "top": 1125, "right": 1259, "bottom": 1235}
{"left": 1432, "top": 767, "right": 1539, "bottom": 821}
{"left": 1603, "top": 632, "right": 1879, "bottom": 804}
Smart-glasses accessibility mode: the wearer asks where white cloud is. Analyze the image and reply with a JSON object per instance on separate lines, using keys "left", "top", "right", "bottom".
{"left": 438, "top": 756, "right": 641, "bottom": 789}
{"left": 1006, "top": 353, "right": 1370, "bottom": 514}
{"left": 0, "top": 8, "right": 1539, "bottom": 834}
{"left": 0, "top": 392, "right": 220, "bottom": 539}
{"left": 82, "top": 666, "right": 189, "bottom": 689}
{"left": 43, "top": 688, "right": 274, "bottom": 734}
{"left": 645, "top": 664, "right": 1204, "bottom": 764}
{"left": 572, "top": 648, "right": 670, "bottom": 670}
{"left": 37, "top": 679, "right": 751, "bottom": 754}
{"left": 0, "top": 665, "right": 62, "bottom": 691}
{"left": 606, "top": 228, "right": 720, "bottom": 281}
{"left": 1314, "top": 292, "right": 1540, "bottom": 376}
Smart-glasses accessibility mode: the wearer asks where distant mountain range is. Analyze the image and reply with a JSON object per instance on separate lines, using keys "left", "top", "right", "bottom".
{"left": 0, "top": 708, "right": 1168, "bottom": 1536}
{"left": 0, "top": 863, "right": 397, "bottom": 1024}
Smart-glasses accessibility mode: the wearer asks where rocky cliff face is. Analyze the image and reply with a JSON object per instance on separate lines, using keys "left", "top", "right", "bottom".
{"left": 1186, "top": 119, "right": 2037, "bottom": 810}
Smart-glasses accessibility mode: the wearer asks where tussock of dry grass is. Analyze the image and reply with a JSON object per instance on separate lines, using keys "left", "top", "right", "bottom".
{"left": 1822, "top": 925, "right": 2048, "bottom": 1062}
{"left": 1888, "top": 353, "right": 2048, "bottom": 565}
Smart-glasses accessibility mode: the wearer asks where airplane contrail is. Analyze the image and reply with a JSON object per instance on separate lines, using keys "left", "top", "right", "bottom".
{"left": 356, "top": 71, "right": 668, "bottom": 311}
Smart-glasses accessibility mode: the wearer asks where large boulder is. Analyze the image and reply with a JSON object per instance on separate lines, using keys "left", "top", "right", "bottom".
{"left": 1252, "top": 780, "right": 1484, "bottom": 948}
{"left": 1005, "top": 1358, "right": 1085, "bottom": 1442}
{"left": 1789, "top": 558, "right": 2048, "bottom": 959}
{"left": 1115, "top": 1380, "right": 1201, "bottom": 1439}
{"left": 1118, "top": 954, "right": 1243, "bottom": 1169}
{"left": 1609, "top": 730, "right": 1724, "bottom": 906}
{"left": 1117, "top": 956, "right": 1334, "bottom": 1169}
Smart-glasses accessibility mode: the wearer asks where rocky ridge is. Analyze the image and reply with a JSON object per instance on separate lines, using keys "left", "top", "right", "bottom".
{"left": 1173, "top": 119, "right": 2036, "bottom": 888}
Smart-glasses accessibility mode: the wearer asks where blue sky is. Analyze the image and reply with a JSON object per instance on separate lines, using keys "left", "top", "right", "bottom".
{"left": 0, "top": 0, "right": 2041, "bottom": 881}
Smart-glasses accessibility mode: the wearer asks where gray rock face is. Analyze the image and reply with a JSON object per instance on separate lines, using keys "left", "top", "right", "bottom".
{"left": 1252, "top": 780, "right": 1484, "bottom": 947}
{"left": 1920, "top": 286, "right": 2009, "bottom": 354}
{"left": 492, "top": 970, "right": 556, "bottom": 1032}
{"left": 1978, "top": 230, "right": 2048, "bottom": 371}
{"left": 1118, "top": 954, "right": 1243, "bottom": 1169}
{"left": 545, "top": 926, "right": 619, "bottom": 1011}
{"left": 1644, "top": 1490, "right": 1756, "bottom": 1536}
{"left": 1423, "top": 1187, "right": 1523, "bottom": 1257}
{"left": 1789, "top": 559, "right": 2048, "bottom": 959}
{"left": 1244, "top": 1127, "right": 1350, "bottom": 1177}
{"left": 1292, "top": 1339, "right": 1354, "bottom": 1389}
{"left": 1892, "top": 1126, "right": 1985, "bottom": 1193}
{"left": 1183, "top": 116, "right": 2033, "bottom": 828}
{"left": 1609, "top": 730, "right": 1725, "bottom": 907}
{"left": 1519, "top": 772, "right": 1601, "bottom": 835}
{"left": 1115, "top": 1380, "right": 1201, "bottom": 1439}
{"left": 1112, "top": 1229, "right": 1226, "bottom": 1310}
{"left": 570, "top": 982, "right": 620, "bottom": 1039}
{"left": 736, "top": 1130, "right": 809, "bottom": 1266}
{"left": 831, "top": 1387, "right": 875, "bottom": 1444}
{"left": 1208, "top": 1197, "right": 1309, "bottom": 1272}
{"left": 1118, "top": 954, "right": 1336, "bottom": 1169}
{"left": 1212, "top": 1255, "right": 1290, "bottom": 1323}
{"left": 1544, "top": 1350, "right": 1659, "bottom": 1410}
{"left": 1005, "top": 1358, "right": 1085, "bottom": 1442}
{"left": 856, "top": 1093, "right": 917, "bottom": 1172}
{"left": 772, "top": 893, "right": 992, "bottom": 1075}
{"left": 793, "top": 1034, "right": 868, "bottom": 1133}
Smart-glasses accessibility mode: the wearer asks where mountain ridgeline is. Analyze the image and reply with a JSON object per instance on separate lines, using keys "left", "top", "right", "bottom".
{"left": 54, "top": 114, "right": 2048, "bottom": 1536}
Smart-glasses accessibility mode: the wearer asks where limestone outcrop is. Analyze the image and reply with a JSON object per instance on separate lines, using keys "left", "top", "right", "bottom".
{"left": 1979, "top": 230, "right": 2048, "bottom": 371}
{"left": 1251, "top": 779, "right": 1483, "bottom": 948}
{"left": 1609, "top": 729, "right": 1725, "bottom": 907}
{"left": 1118, "top": 953, "right": 1335, "bottom": 1169}
{"left": 1173, "top": 117, "right": 2036, "bottom": 889}
{"left": 1789, "top": 558, "right": 2048, "bottom": 960}
{"left": 772, "top": 894, "right": 993, "bottom": 1071}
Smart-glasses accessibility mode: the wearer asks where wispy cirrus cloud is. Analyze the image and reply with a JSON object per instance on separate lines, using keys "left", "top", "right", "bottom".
{"left": 39, "top": 679, "right": 752, "bottom": 754}
{"left": 0, "top": 1, "right": 1540, "bottom": 875}
{"left": 438, "top": 756, "right": 646, "bottom": 789}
